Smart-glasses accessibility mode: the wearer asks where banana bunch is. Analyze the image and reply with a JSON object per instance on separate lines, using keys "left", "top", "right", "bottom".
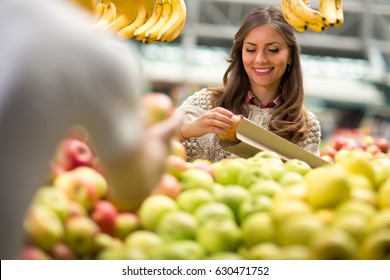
{"left": 118, "top": 0, "right": 187, "bottom": 44}
{"left": 281, "top": 0, "right": 344, "bottom": 33}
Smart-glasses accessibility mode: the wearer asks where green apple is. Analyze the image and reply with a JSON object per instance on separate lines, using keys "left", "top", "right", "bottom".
{"left": 32, "top": 186, "right": 70, "bottom": 221}
{"left": 94, "top": 233, "right": 123, "bottom": 252}
{"left": 335, "top": 199, "right": 376, "bottom": 221}
{"left": 246, "top": 242, "right": 281, "bottom": 260}
{"left": 205, "top": 252, "right": 243, "bottom": 260}
{"left": 252, "top": 150, "right": 283, "bottom": 162}
{"left": 236, "top": 166, "right": 272, "bottom": 189}
{"left": 138, "top": 194, "right": 178, "bottom": 231}
{"left": 278, "top": 171, "right": 305, "bottom": 187}
{"left": 270, "top": 198, "right": 312, "bottom": 224}
{"left": 350, "top": 187, "right": 377, "bottom": 206}
{"left": 336, "top": 150, "right": 376, "bottom": 185}
{"left": 278, "top": 245, "right": 316, "bottom": 260}
{"left": 310, "top": 228, "right": 358, "bottom": 260}
{"left": 153, "top": 240, "right": 206, "bottom": 260}
{"left": 196, "top": 218, "right": 242, "bottom": 253}
{"left": 347, "top": 174, "right": 374, "bottom": 190}
{"left": 124, "top": 230, "right": 163, "bottom": 259}
{"left": 96, "top": 247, "right": 141, "bottom": 260}
{"left": 332, "top": 213, "right": 368, "bottom": 244}
{"left": 377, "top": 177, "right": 390, "bottom": 209}
{"left": 114, "top": 212, "right": 140, "bottom": 240}
{"left": 358, "top": 229, "right": 390, "bottom": 260}
{"left": 156, "top": 210, "right": 197, "bottom": 241}
{"left": 273, "top": 184, "right": 307, "bottom": 202}
{"left": 277, "top": 214, "right": 325, "bottom": 246}
{"left": 214, "top": 158, "right": 247, "bottom": 185}
{"left": 237, "top": 195, "right": 273, "bottom": 224}
{"left": 284, "top": 159, "right": 312, "bottom": 176}
{"left": 23, "top": 204, "right": 64, "bottom": 251}
{"left": 180, "top": 168, "right": 214, "bottom": 191}
{"left": 65, "top": 215, "right": 100, "bottom": 256}
{"left": 248, "top": 179, "right": 281, "bottom": 197}
{"left": 367, "top": 208, "right": 390, "bottom": 234}
{"left": 258, "top": 162, "right": 287, "bottom": 182}
{"left": 371, "top": 157, "right": 390, "bottom": 187}
{"left": 241, "top": 212, "right": 275, "bottom": 248}
{"left": 305, "top": 165, "right": 350, "bottom": 209}
{"left": 213, "top": 184, "right": 249, "bottom": 214}
{"left": 176, "top": 188, "right": 214, "bottom": 213}
{"left": 194, "top": 202, "right": 235, "bottom": 225}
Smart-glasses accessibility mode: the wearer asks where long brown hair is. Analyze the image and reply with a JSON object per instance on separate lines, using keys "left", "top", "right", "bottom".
{"left": 210, "top": 6, "right": 308, "bottom": 144}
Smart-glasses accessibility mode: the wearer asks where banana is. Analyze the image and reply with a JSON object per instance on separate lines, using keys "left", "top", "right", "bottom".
{"left": 144, "top": 0, "right": 173, "bottom": 43}
{"left": 162, "top": 17, "right": 186, "bottom": 42}
{"left": 319, "top": 0, "right": 338, "bottom": 25}
{"left": 116, "top": 4, "right": 149, "bottom": 39}
{"left": 133, "top": 0, "right": 164, "bottom": 41}
{"left": 157, "top": 0, "right": 187, "bottom": 41}
{"left": 281, "top": 0, "right": 308, "bottom": 32}
{"left": 103, "top": 13, "right": 132, "bottom": 33}
{"left": 94, "top": 0, "right": 106, "bottom": 22}
{"left": 94, "top": 1, "right": 118, "bottom": 30}
{"left": 71, "top": 0, "right": 96, "bottom": 12}
{"left": 288, "top": 0, "right": 326, "bottom": 25}
{"left": 334, "top": 0, "right": 344, "bottom": 27}
{"left": 307, "top": 22, "right": 326, "bottom": 32}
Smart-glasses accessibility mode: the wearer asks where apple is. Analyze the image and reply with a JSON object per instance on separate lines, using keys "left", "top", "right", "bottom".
{"left": 237, "top": 194, "right": 273, "bottom": 224}
{"left": 253, "top": 150, "right": 283, "bottom": 161}
{"left": 270, "top": 198, "right": 312, "bottom": 224}
{"left": 335, "top": 199, "right": 376, "bottom": 221}
{"left": 153, "top": 240, "right": 206, "bottom": 260}
{"left": 164, "top": 154, "right": 189, "bottom": 179}
{"left": 50, "top": 138, "right": 94, "bottom": 174}
{"left": 50, "top": 242, "right": 77, "bottom": 260}
{"left": 217, "top": 114, "right": 243, "bottom": 142}
{"left": 278, "top": 245, "right": 316, "bottom": 260}
{"left": 377, "top": 177, "right": 390, "bottom": 209}
{"left": 245, "top": 242, "right": 281, "bottom": 260}
{"left": 214, "top": 158, "right": 247, "bottom": 185}
{"left": 314, "top": 209, "right": 334, "bottom": 224}
{"left": 65, "top": 215, "right": 100, "bottom": 256}
{"left": 114, "top": 212, "right": 140, "bottom": 240}
{"left": 153, "top": 173, "right": 182, "bottom": 200}
{"left": 320, "top": 145, "right": 338, "bottom": 159}
{"left": 241, "top": 212, "right": 275, "bottom": 248}
{"left": 91, "top": 200, "right": 118, "bottom": 235}
{"left": 273, "top": 184, "right": 307, "bottom": 202}
{"left": 68, "top": 200, "right": 87, "bottom": 217}
{"left": 367, "top": 208, "right": 390, "bottom": 234}
{"left": 332, "top": 213, "right": 368, "bottom": 244}
{"left": 213, "top": 184, "right": 249, "bottom": 214}
{"left": 32, "top": 186, "right": 71, "bottom": 221}
{"left": 236, "top": 166, "right": 271, "bottom": 189}
{"left": 331, "top": 135, "right": 349, "bottom": 150}
{"left": 53, "top": 166, "right": 106, "bottom": 211}
{"left": 305, "top": 165, "right": 350, "bottom": 209}
{"left": 156, "top": 210, "right": 197, "bottom": 241}
{"left": 372, "top": 157, "right": 390, "bottom": 187}
{"left": 277, "top": 214, "right": 325, "bottom": 246}
{"left": 284, "top": 159, "right": 312, "bottom": 176}
{"left": 310, "top": 228, "right": 358, "bottom": 260}
{"left": 94, "top": 233, "right": 123, "bottom": 251}
{"left": 347, "top": 174, "right": 374, "bottom": 190}
{"left": 96, "top": 247, "right": 145, "bottom": 260}
{"left": 366, "top": 144, "right": 382, "bottom": 155}
{"left": 176, "top": 188, "right": 214, "bottom": 213}
{"left": 205, "top": 252, "right": 243, "bottom": 260}
{"left": 191, "top": 159, "right": 215, "bottom": 178}
{"left": 248, "top": 179, "right": 281, "bottom": 198}
{"left": 170, "top": 139, "right": 187, "bottom": 160}
{"left": 358, "top": 229, "right": 390, "bottom": 260}
{"left": 196, "top": 218, "right": 242, "bottom": 253}
{"left": 180, "top": 168, "right": 214, "bottom": 191}
{"left": 258, "top": 162, "right": 286, "bottom": 182}
{"left": 18, "top": 245, "right": 52, "bottom": 260}
{"left": 194, "top": 202, "right": 235, "bottom": 225}
{"left": 124, "top": 230, "right": 163, "bottom": 259}
{"left": 374, "top": 138, "right": 389, "bottom": 153}
{"left": 23, "top": 205, "right": 65, "bottom": 251}
{"left": 139, "top": 92, "right": 175, "bottom": 126}
{"left": 138, "top": 194, "right": 178, "bottom": 231}
{"left": 278, "top": 171, "right": 305, "bottom": 187}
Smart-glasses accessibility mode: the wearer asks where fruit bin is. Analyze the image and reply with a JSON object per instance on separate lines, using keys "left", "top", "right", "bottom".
{"left": 20, "top": 129, "right": 390, "bottom": 260}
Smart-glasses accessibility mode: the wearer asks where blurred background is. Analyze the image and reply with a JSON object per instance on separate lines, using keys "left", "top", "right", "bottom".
{"left": 131, "top": 0, "right": 390, "bottom": 143}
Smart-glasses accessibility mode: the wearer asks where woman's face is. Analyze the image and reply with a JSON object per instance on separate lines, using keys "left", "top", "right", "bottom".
{"left": 242, "top": 25, "right": 291, "bottom": 94}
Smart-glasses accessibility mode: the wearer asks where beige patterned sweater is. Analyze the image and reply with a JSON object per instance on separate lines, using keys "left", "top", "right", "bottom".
{"left": 176, "top": 88, "right": 322, "bottom": 162}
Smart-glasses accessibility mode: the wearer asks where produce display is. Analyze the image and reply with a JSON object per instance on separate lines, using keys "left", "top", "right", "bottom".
{"left": 83, "top": 0, "right": 187, "bottom": 43}
{"left": 19, "top": 102, "right": 390, "bottom": 259}
{"left": 281, "top": 0, "right": 343, "bottom": 32}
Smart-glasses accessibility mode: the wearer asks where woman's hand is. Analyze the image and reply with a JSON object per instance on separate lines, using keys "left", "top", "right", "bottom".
{"left": 179, "top": 107, "right": 234, "bottom": 140}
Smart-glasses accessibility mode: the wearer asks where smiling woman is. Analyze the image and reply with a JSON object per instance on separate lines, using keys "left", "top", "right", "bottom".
{"left": 175, "top": 6, "right": 322, "bottom": 163}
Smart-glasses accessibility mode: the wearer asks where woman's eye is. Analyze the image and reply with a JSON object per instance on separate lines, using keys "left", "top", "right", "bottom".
{"left": 268, "top": 49, "right": 279, "bottom": 53}
{"left": 245, "top": 49, "right": 256, "bottom": 53}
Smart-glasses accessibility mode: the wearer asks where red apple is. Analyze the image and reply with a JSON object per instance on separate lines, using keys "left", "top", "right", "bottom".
{"left": 375, "top": 138, "right": 389, "bottom": 153}
{"left": 50, "top": 242, "right": 77, "bottom": 260}
{"left": 51, "top": 138, "right": 94, "bottom": 174}
{"left": 164, "top": 155, "right": 189, "bottom": 179}
{"left": 218, "top": 114, "right": 243, "bottom": 143}
{"left": 320, "top": 145, "right": 337, "bottom": 159}
{"left": 139, "top": 92, "right": 175, "bottom": 126}
{"left": 191, "top": 159, "right": 215, "bottom": 178}
{"left": 170, "top": 139, "right": 187, "bottom": 161}
{"left": 366, "top": 144, "right": 381, "bottom": 155}
{"left": 331, "top": 136, "right": 348, "bottom": 150}
{"left": 18, "top": 245, "right": 52, "bottom": 260}
{"left": 91, "top": 200, "right": 118, "bottom": 235}
{"left": 153, "top": 173, "right": 182, "bottom": 199}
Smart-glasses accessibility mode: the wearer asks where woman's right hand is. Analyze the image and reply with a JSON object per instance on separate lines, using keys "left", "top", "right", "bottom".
{"left": 179, "top": 107, "right": 235, "bottom": 140}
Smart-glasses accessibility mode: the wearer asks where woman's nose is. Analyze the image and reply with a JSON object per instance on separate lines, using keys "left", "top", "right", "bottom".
{"left": 255, "top": 51, "right": 268, "bottom": 63}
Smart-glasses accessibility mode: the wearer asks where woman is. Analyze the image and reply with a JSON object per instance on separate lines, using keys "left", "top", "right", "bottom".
{"left": 176, "top": 6, "right": 321, "bottom": 162}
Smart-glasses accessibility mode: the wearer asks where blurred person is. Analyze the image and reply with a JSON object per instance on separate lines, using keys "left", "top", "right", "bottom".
{"left": 0, "top": 0, "right": 181, "bottom": 259}
{"left": 176, "top": 6, "right": 321, "bottom": 162}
